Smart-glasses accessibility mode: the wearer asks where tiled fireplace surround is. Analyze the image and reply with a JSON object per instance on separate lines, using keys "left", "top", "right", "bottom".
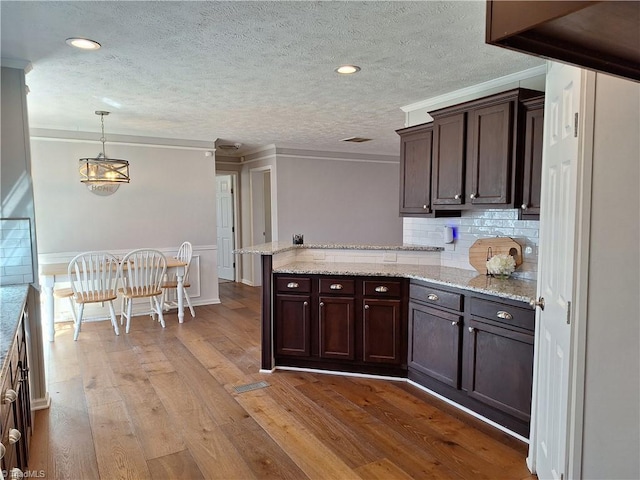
{"left": 403, "top": 209, "right": 538, "bottom": 280}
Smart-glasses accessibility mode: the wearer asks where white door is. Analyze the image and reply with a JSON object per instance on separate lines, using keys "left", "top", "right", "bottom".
{"left": 529, "top": 62, "right": 582, "bottom": 479}
{"left": 216, "top": 174, "right": 235, "bottom": 281}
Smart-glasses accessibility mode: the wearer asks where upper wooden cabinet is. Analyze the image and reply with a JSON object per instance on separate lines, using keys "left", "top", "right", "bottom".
{"left": 397, "top": 123, "right": 434, "bottom": 215}
{"left": 486, "top": 1, "right": 640, "bottom": 83}
{"left": 432, "top": 112, "right": 466, "bottom": 207}
{"left": 519, "top": 95, "right": 545, "bottom": 220}
{"left": 430, "top": 88, "right": 543, "bottom": 211}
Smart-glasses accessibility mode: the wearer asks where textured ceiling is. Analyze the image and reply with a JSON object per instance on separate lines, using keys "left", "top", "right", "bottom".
{"left": 1, "top": 1, "right": 544, "bottom": 156}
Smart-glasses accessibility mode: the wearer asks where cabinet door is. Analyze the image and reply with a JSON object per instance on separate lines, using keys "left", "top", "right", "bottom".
{"left": 399, "top": 127, "right": 433, "bottom": 214}
{"left": 275, "top": 294, "right": 311, "bottom": 357}
{"left": 432, "top": 113, "right": 466, "bottom": 206}
{"left": 467, "top": 101, "right": 514, "bottom": 205}
{"left": 465, "top": 319, "right": 534, "bottom": 422}
{"left": 408, "top": 302, "right": 462, "bottom": 388}
{"left": 520, "top": 98, "right": 544, "bottom": 219}
{"left": 319, "top": 296, "right": 355, "bottom": 360}
{"left": 362, "top": 299, "right": 402, "bottom": 365}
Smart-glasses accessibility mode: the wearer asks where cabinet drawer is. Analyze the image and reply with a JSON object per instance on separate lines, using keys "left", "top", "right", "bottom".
{"left": 410, "top": 283, "right": 463, "bottom": 311}
{"left": 363, "top": 279, "right": 402, "bottom": 298}
{"left": 275, "top": 276, "right": 311, "bottom": 294}
{"left": 319, "top": 278, "right": 355, "bottom": 295}
{"left": 470, "top": 297, "right": 534, "bottom": 331}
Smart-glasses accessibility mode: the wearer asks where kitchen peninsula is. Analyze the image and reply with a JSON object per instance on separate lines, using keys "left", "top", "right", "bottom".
{"left": 236, "top": 241, "right": 537, "bottom": 438}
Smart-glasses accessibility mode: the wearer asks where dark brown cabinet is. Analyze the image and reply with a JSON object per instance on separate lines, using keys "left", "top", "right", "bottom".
{"left": 486, "top": 1, "right": 640, "bottom": 83}
{"left": 427, "top": 88, "right": 543, "bottom": 212}
{"left": 319, "top": 278, "right": 356, "bottom": 360}
{"left": 397, "top": 124, "right": 434, "bottom": 215}
{"left": 465, "top": 296, "right": 535, "bottom": 426}
{"left": 274, "top": 275, "right": 407, "bottom": 375}
{"left": 519, "top": 95, "right": 545, "bottom": 219}
{"left": 432, "top": 112, "right": 466, "bottom": 207}
{"left": 1, "top": 303, "right": 32, "bottom": 476}
{"left": 407, "top": 279, "right": 534, "bottom": 437}
{"left": 466, "top": 100, "right": 513, "bottom": 206}
{"left": 275, "top": 276, "right": 312, "bottom": 357}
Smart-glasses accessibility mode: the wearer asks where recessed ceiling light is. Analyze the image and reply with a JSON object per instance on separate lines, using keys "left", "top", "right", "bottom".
{"left": 66, "top": 37, "right": 101, "bottom": 50}
{"left": 335, "top": 65, "right": 361, "bottom": 75}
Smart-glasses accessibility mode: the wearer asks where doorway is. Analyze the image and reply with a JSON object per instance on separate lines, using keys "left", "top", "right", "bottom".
{"left": 216, "top": 173, "right": 237, "bottom": 282}
{"left": 250, "top": 166, "right": 273, "bottom": 286}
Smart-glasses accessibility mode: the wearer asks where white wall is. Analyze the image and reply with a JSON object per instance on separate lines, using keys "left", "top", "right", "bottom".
{"left": 580, "top": 73, "right": 640, "bottom": 479}
{"left": 30, "top": 134, "right": 220, "bottom": 306}
{"left": 275, "top": 148, "right": 403, "bottom": 245}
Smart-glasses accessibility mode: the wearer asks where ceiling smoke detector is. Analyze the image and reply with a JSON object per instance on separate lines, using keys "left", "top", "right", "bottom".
{"left": 340, "top": 137, "right": 372, "bottom": 143}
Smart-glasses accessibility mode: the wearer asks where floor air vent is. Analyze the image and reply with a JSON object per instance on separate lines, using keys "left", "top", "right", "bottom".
{"left": 233, "top": 381, "right": 270, "bottom": 393}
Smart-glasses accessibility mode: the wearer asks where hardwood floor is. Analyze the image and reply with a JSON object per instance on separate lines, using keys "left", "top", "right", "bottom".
{"left": 29, "top": 282, "right": 536, "bottom": 479}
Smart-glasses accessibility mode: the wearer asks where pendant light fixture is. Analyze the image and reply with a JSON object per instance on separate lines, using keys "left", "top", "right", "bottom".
{"left": 79, "top": 111, "right": 130, "bottom": 187}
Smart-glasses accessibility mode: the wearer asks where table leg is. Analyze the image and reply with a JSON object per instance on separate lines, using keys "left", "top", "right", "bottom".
{"left": 41, "top": 280, "right": 55, "bottom": 342}
{"left": 177, "top": 273, "right": 185, "bottom": 324}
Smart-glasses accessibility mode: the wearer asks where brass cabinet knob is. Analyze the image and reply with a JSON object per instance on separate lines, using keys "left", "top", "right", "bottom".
{"left": 468, "top": 327, "right": 475, "bottom": 333}
{"left": 470, "top": 193, "right": 477, "bottom": 199}
{"left": 521, "top": 203, "right": 528, "bottom": 210}
{"left": 454, "top": 194, "right": 461, "bottom": 200}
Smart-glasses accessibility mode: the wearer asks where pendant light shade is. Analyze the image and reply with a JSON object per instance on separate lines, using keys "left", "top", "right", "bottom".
{"left": 79, "top": 111, "right": 130, "bottom": 185}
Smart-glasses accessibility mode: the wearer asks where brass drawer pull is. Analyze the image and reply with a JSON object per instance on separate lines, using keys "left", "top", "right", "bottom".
{"left": 427, "top": 293, "right": 439, "bottom": 301}
{"left": 319, "top": 302, "right": 324, "bottom": 307}
{"left": 287, "top": 282, "right": 299, "bottom": 289}
{"left": 303, "top": 301, "right": 308, "bottom": 306}
{"left": 364, "top": 305, "right": 370, "bottom": 310}
{"left": 330, "top": 284, "right": 343, "bottom": 290}
{"left": 375, "top": 286, "right": 389, "bottom": 293}
{"left": 497, "top": 310, "right": 513, "bottom": 320}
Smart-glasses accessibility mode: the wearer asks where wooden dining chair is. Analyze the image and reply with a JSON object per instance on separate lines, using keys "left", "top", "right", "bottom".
{"left": 161, "top": 241, "right": 196, "bottom": 318}
{"left": 118, "top": 249, "right": 167, "bottom": 333}
{"left": 67, "top": 251, "right": 121, "bottom": 341}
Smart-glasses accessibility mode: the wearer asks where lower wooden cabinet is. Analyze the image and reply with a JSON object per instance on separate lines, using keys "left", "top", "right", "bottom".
{"left": 319, "top": 296, "right": 355, "bottom": 360}
{"left": 362, "top": 298, "right": 402, "bottom": 365}
{"left": 274, "top": 275, "right": 408, "bottom": 375}
{"left": 275, "top": 293, "right": 311, "bottom": 357}
{"left": 408, "top": 279, "right": 534, "bottom": 437}
{"left": 408, "top": 301, "right": 462, "bottom": 388}
{"left": 1, "top": 300, "right": 32, "bottom": 476}
{"left": 465, "top": 319, "right": 534, "bottom": 422}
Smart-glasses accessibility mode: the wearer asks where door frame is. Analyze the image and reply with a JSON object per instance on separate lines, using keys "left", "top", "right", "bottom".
{"left": 249, "top": 165, "right": 276, "bottom": 286}
{"left": 216, "top": 171, "right": 240, "bottom": 283}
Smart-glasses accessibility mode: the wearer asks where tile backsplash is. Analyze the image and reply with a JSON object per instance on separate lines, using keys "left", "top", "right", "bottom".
{"left": 0, "top": 218, "right": 34, "bottom": 285}
{"left": 403, "top": 209, "right": 539, "bottom": 280}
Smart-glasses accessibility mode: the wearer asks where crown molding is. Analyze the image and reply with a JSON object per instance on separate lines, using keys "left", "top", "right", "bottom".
{"left": 1, "top": 58, "right": 32, "bottom": 73}
{"left": 400, "top": 65, "right": 548, "bottom": 114}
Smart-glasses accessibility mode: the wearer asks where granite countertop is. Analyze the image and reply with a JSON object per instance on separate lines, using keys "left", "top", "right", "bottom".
{"left": 0, "top": 284, "right": 29, "bottom": 380}
{"left": 273, "top": 261, "right": 537, "bottom": 304}
{"left": 234, "top": 241, "right": 444, "bottom": 255}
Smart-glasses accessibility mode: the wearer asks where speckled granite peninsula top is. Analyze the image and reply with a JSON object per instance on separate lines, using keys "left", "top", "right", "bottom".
{"left": 234, "top": 241, "right": 444, "bottom": 255}
{"left": 273, "top": 262, "right": 537, "bottom": 304}
{"left": 1, "top": 284, "right": 29, "bottom": 380}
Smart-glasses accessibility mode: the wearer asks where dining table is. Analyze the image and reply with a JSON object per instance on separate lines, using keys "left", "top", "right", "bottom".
{"left": 39, "top": 257, "right": 187, "bottom": 342}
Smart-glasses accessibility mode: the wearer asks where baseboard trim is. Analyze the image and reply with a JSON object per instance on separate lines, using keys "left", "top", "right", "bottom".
{"left": 31, "top": 392, "right": 51, "bottom": 411}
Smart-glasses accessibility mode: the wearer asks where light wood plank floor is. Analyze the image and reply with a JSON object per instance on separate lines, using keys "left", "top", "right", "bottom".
{"left": 29, "top": 282, "right": 536, "bottom": 479}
